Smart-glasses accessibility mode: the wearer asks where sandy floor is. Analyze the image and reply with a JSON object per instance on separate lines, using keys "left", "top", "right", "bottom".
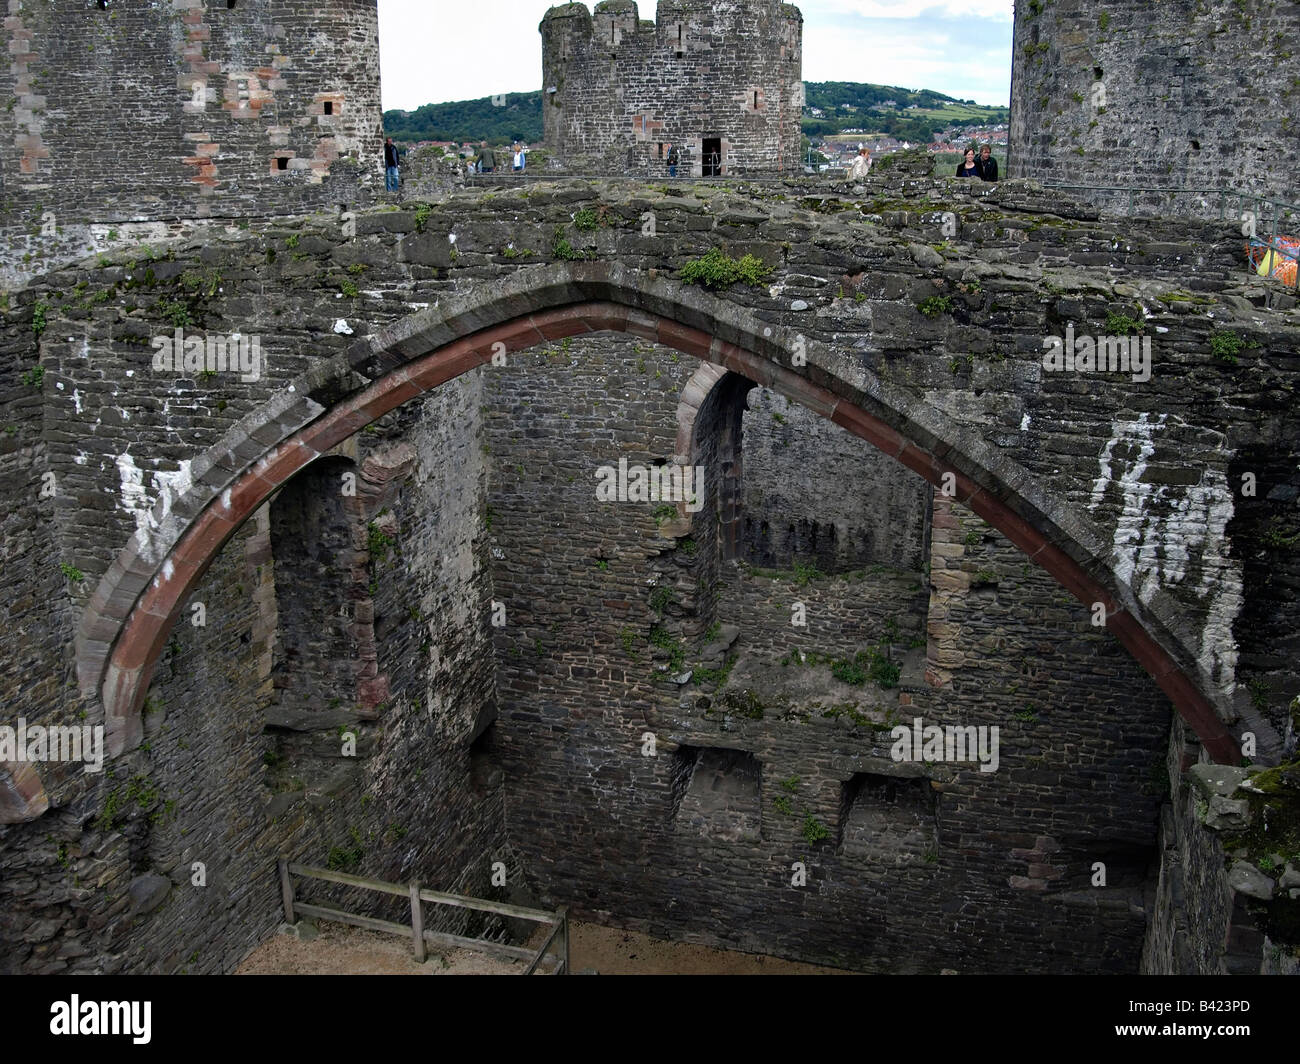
{"left": 235, "top": 919, "right": 850, "bottom": 975}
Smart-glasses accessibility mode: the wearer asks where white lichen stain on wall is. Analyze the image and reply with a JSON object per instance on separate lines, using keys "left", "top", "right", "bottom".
{"left": 1089, "top": 413, "right": 1242, "bottom": 694}
{"left": 115, "top": 453, "right": 194, "bottom": 563}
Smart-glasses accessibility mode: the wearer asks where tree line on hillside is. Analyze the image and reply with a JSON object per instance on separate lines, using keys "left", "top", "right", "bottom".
{"left": 383, "top": 92, "right": 542, "bottom": 146}
{"left": 801, "top": 81, "right": 1009, "bottom": 144}
{"left": 803, "top": 81, "right": 957, "bottom": 112}
{"left": 382, "top": 82, "right": 1008, "bottom": 147}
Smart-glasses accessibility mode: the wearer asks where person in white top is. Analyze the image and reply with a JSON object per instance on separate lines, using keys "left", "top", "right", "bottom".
{"left": 848, "top": 147, "right": 872, "bottom": 180}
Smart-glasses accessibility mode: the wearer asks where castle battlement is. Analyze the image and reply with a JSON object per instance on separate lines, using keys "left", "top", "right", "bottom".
{"left": 540, "top": 0, "right": 803, "bottom": 176}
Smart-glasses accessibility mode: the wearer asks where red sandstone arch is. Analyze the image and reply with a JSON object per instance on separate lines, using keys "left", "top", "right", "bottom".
{"left": 70, "top": 263, "right": 1240, "bottom": 778}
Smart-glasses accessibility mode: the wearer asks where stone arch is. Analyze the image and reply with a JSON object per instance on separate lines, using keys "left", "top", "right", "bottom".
{"left": 70, "top": 262, "right": 1240, "bottom": 772}
{"left": 674, "top": 363, "right": 757, "bottom": 563}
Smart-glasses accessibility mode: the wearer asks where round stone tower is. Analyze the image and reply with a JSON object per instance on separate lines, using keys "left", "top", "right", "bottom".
{"left": 1008, "top": 0, "right": 1300, "bottom": 198}
{"left": 540, "top": 0, "right": 803, "bottom": 176}
{"left": 0, "top": 0, "right": 383, "bottom": 285}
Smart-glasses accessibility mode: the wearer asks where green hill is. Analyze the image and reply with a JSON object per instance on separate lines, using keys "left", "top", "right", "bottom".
{"left": 382, "top": 82, "right": 1008, "bottom": 147}
{"left": 384, "top": 92, "right": 542, "bottom": 146}
{"left": 801, "top": 82, "right": 1008, "bottom": 143}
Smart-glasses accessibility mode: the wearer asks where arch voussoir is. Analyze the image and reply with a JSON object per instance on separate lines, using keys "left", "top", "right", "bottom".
{"left": 71, "top": 263, "right": 1243, "bottom": 782}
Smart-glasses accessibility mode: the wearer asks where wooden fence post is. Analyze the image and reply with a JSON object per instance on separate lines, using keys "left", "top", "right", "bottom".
{"left": 409, "top": 880, "right": 426, "bottom": 963}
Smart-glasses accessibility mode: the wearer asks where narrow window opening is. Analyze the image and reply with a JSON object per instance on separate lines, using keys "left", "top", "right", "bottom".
{"left": 227, "top": 0, "right": 238, "bottom": 8}
{"left": 276, "top": 156, "right": 288, "bottom": 171}
{"left": 468, "top": 720, "right": 501, "bottom": 793}
{"left": 753, "top": 91, "right": 759, "bottom": 110}
{"left": 323, "top": 101, "right": 334, "bottom": 115}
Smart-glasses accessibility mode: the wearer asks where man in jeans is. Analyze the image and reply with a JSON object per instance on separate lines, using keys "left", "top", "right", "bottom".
{"left": 384, "top": 137, "right": 400, "bottom": 192}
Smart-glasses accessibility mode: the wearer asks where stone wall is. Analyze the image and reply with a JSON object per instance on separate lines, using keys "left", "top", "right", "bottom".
{"left": 1143, "top": 712, "right": 1300, "bottom": 975}
{"left": 482, "top": 327, "right": 1174, "bottom": 968}
{"left": 540, "top": 0, "right": 803, "bottom": 176}
{"left": 1008, "top": 0, "right": 1300, "bottom": 201}
{"left": 3, "top": 172, "right": 1299, "bottom": 971}
{"left": 0, "top": 0, "right": 383, "bottom": 287}
{"left": 0, "top": 370, "right": 509, "bottom": 973}
{"left": 740, "top": 386, "right": 930, "bottom": 572}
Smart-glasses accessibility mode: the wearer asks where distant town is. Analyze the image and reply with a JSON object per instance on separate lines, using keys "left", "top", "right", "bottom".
{"left": 383, "top": 81, "right": 1010, "bottom": 175}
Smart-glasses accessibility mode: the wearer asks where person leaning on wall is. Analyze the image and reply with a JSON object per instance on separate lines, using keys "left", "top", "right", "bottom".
{"left": 976, "top": 144, "right": 999, "bottom": 182}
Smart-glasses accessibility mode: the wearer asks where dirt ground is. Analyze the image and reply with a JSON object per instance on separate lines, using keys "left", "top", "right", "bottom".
{"left": 235, "top": 919, "right": 850, "bottom": 975}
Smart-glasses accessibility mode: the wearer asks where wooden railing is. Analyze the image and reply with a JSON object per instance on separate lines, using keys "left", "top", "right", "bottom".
{"left": 278, "top": 858, "right": 569, "bottom": 975}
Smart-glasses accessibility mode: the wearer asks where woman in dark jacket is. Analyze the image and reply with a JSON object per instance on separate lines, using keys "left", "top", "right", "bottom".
{"left": 956, "top": 147, "right": 979, "bottom": 178}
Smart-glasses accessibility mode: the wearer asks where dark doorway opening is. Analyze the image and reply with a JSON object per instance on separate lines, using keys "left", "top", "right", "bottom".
{"left": 703, "top": 137, "right": 722, "bottom": 177}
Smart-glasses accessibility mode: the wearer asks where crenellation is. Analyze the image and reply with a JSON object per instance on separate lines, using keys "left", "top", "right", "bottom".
{"left": 541, "top": 0, "right": 802, "bottom": 176}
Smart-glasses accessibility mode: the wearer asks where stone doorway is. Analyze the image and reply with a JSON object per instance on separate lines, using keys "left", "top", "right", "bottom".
{"left": 702, "top": 137, "right": 723, "bottom": 177}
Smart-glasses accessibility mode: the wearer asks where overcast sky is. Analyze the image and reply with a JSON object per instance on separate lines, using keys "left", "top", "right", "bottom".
{"left": 378, "top": 1, "right": 1014, "bottom": 112}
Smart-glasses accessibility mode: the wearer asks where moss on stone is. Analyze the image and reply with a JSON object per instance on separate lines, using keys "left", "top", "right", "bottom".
{"left": 1222, "top": 758, "right": 1300, "bottom": 877}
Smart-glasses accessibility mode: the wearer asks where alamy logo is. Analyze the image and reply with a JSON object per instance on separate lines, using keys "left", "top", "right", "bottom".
{"left": 595, "top": 458, "right": 705, "bottom": 514}
{"left": 50, "top": 996, "right": 151, "bottom": 1044}
{"left": 0, "top": 718, "right": 104, "bottom": 774}
{"left": 891, "top": 716, "right": 1000, "bottom": 773}
{"left": 151, "top": 328, "right": 264, "bottom": 382}
{"left": 1042, "top": 323, "right": 1151, "bottom": 382}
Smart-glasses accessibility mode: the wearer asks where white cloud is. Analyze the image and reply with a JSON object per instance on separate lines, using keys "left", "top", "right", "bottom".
{"left": 805, "top": 20, "right": 1012, "bottom": 105}
{"left": 814, "top": 0, "right": 1012, "bottom": 19}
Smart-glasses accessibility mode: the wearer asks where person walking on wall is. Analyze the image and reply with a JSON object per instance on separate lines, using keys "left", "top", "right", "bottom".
{"left": 976, "top": 144, "right": 999, "bottom": 182}
{"left": 666, "top": 143, "right": 680, "bottom": 178}
{"left": 384, "top": 137, "right": 401, "bottom": 192}
{"left": 478, "top": 142, "right": 497, "bottom": 174}
{"left": 849, "top": 147, "right": 872, "bottom": 180}
{"left": 955, "top": 146, "right": 979, "bottom": 178}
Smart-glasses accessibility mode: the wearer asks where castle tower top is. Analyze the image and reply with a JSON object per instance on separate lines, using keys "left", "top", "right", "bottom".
{"left": 541, "top": 0, "right": 803, "bottom": 177}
